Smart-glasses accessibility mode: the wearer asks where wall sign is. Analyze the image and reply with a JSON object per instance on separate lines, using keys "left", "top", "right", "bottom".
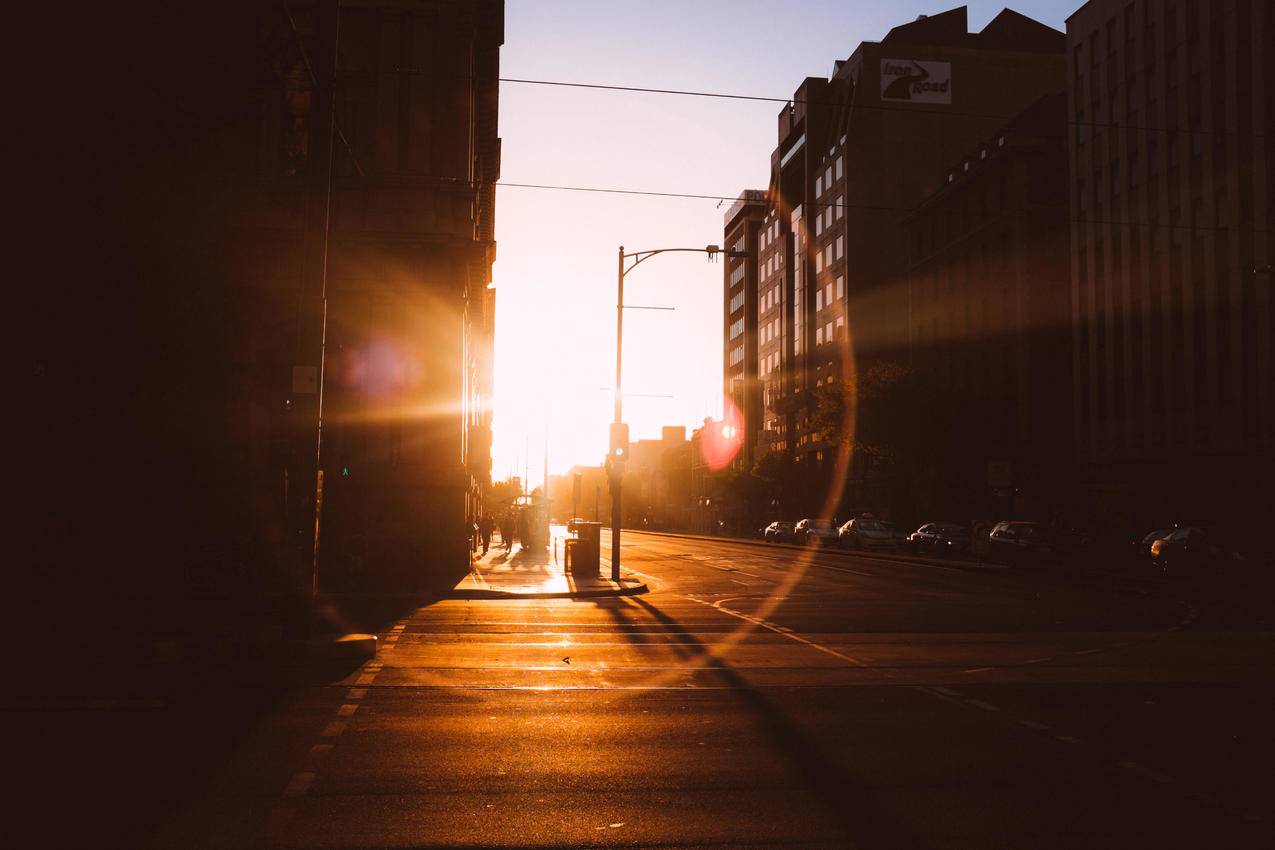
{"left": 880, "top": 59, "right": 952, "bottom": 104}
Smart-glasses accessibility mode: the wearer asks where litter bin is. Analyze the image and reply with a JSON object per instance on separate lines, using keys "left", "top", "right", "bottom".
{"left": 567, "top": 521, "right": 602, "bottom": 578}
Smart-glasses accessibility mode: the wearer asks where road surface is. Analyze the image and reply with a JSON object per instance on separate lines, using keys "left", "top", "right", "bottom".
{"left": 36, "top": 529, "right": 1275, "bottom": 848}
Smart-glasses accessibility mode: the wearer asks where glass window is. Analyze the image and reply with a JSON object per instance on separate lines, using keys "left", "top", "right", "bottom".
{"left": 816, "top": 289, "right": 823, "bottom": 310}
{"left": 816, "top": 327, "right": 824, "bottom": 344}
{"left": 836, "top": 236, "right": 844, "bottom": 259}
{"left": 835, "top": 156, "right": 843, "bottom": 179}
{"left": 836, "top": 276, "right": 844, "bottom": 298}
{"left": 816, "top": 253, "right": 824, "bottom": 272}
{"left": 815, "top": 175, "right": 823, "bottom": 196}
{"left": 835, "top": 195, "right": 843, "bottom": 219}
{"left": 824, "top": 283, "right": 832, "bottom": 305}
{"left": 825, "top": 321, "right": 833, "bottom": 341}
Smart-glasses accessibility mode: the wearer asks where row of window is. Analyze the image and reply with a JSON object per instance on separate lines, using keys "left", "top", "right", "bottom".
{"left": 814, "top": 155, "right": 844, "bottom": 197}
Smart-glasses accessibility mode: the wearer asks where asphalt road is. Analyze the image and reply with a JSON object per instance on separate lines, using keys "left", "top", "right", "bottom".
{"left": 45, "top": 530, "right": 1275, "bottom": 848}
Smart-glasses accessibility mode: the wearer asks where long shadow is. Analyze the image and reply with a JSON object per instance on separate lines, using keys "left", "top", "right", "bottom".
{"left": 594, "top": 593, "right": 921, "bottom": 850}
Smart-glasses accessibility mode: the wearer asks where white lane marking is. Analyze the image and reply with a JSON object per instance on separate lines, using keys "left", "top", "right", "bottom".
{"left": 1118, "top": 760, "right": 1175, "bottom": 784}
{"left": 347, "top": 688, "right": 367, "bottom": 700}
{"left": 1022, "top": 657, "right": 1052, "bottom": 664}
{"left": 684, "top": 596, "right": 864, "bottom": 666}
{"left": 1072, "top": 647, "right": 1105, "bottom": 655}
{"left": 337, "top": 703, "right": 359, "bottom": 717}
{"left": 963, "top": 667, "right": 995, "bottom": 674}
{"left": 282, "top": 772, "right": 315, "bottom": 798}
{"left": 967, "top": 699, "right": 1000, "bottom": 712}
{"left": 321, "top": 720, "right": 347, "bottom": 738}
{"left": 1017, "top": 719, "right": 1050, "bottom": 731}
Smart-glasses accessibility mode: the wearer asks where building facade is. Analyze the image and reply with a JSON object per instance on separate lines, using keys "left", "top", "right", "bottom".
{"left": 743, "top": 5, "right": 1067, "bottom": 518}
{"left": 722, "top": 190, "right": 767, "bottom": 471}
{"left": 903, "top": 94, "right": 1073, "bottom": 520}
{"left": 33, "top": 0, "right": 505, "bottom": 603}
{"left": 1066, "top": 0, "right": 1272, "bottom": 528}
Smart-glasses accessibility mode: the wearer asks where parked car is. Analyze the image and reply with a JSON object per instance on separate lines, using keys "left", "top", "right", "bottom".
{"left": 987, "top": 521, "right": 1058, "bottom": 565}
{"left": 795, "top": 518, "right": 839, "bottom": 546}
{"left": 908, "top": 523, "right": 940, "bottom": 552}
{"left": 930, "top": 523, "right": 972, "bottom": 557}
{"left": 763, "top": 521, "right": 796, "bottom": 544}
{"left": 1134, "top": 527, "right": 1174, "bottom": 561}
{"left": 838, "top": 517, "right": 898, "bottom": 551}
{"left": 1149, "top": 526, "right": 1249, "bottom": 575}
{"left": 908, "top": 522, "right": 969, "bottom": 556}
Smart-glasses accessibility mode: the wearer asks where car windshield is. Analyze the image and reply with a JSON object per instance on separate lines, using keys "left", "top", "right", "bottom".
{"left": 938, "top": 524, "right": 967, "bottom": 536}
{"left": 857, "top": 520, "right": 884, "bottom": 531}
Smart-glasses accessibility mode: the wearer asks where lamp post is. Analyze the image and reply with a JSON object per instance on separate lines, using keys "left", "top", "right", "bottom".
{"left": 610, "top": 244, "right": 747, "bottom": 580}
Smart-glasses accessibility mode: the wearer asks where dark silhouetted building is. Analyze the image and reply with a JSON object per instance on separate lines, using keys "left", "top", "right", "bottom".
{"left": 903, "top": 94, "right": 1073, "bottom": 519}
{"left": 1066, "top": 0, "right": 1273, "bottom": 529}
{"left": 29, "top": 1, "right": 504, "bottom": 619}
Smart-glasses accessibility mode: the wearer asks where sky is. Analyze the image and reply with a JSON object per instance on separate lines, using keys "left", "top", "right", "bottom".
{"left": 490, "top": 0, "right": 1073, "bottom": 483}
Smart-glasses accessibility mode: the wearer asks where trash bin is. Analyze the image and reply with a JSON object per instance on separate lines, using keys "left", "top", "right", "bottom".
{"left": 568, "top": 521, "right": 602, "bottom": 578}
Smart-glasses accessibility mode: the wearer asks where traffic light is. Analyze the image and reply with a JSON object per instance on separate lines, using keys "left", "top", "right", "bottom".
{"left": 609, "top": 422, "right": 630, "bottom": 464}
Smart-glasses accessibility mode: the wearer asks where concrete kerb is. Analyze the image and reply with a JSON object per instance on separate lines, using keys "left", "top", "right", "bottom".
{"left": 444, "top": 580, "right": 649, "bottom": 601}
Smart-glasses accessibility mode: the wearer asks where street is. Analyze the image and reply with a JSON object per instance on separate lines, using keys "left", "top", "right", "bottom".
{"left": 89, "top": 529, "right": 1269, "bottom": 849}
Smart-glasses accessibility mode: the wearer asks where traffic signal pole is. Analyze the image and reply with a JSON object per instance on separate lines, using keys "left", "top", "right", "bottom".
{"left": 609, "top": 243, "right": 745, "bottom": 583}
{"left": 612, "top": 245, "right": 624, "bottom": 581}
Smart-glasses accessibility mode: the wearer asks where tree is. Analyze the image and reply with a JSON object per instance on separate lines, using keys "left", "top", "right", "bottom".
{"left": 811, "top": 361, "right": 967, "bottom": 521}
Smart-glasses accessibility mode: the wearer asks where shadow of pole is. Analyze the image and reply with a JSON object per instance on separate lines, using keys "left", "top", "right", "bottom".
{"left": 588, "top": 594, "right": 920, "bottom": 849}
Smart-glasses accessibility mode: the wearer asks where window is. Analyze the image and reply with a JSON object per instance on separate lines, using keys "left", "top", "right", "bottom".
{"left": 825, "top": 165, "right": 833, "bottom": 187}
{"left": 729, "top": 317, "right": 745, "bottom": 340}
{"left": 816, "top": 327, "right": 824, "bottom": 345}
{"left": 815, "top": 216, "right": 823, "bottom": 236}
{"left": 824, "top": 283, "right": 832, "bottom": 306}
{"left": 816, "top": 289, "right": 824, "bottom": 310}
{"left": 835, "top": 236, "right": 844, "bottom": 259}
{"left": 815, "top": 175, "right": 823, "bottom": 196}
{"left": 836, "top": 276, "right": 844, "bottom": 298}
{"left": 835, "top": 156, "right": 843, "bottom": 179}
{"left": 835, "top": 195, "right": 843, "bottom": 219}
{"left": 825, "top": 321, "right": 833, "bottom": 342}
{"left": 816, "top": 253, "right": 824, "bottom": 272}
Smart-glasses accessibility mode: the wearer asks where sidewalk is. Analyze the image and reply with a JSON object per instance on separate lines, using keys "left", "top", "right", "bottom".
{"left": 453, "top": 528, "right": 648, "bottom": 599}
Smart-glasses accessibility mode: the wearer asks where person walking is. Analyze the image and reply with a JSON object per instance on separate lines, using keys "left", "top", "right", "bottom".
{"left": 479, "top": 514, "right": 493, "bottom": 555}
{"left": 500, "top": 513, "right": 515, "bottom": 550}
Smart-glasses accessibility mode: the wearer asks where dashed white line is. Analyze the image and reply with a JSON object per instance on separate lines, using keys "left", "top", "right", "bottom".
{"left": 336, "top": 703, "right": 359, "bottom": 717}
{"left": 282, "top": 772, "right": 315, "bottom": 798}
{"left": 1118, "top": 760, "right": 1175, "bottom": 784}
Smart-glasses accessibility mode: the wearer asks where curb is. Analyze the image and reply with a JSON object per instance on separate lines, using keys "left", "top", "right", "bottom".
{"left": 444, "top": 581, "right": 649, "bottom": 601}
{"left": 621, "top": 528, "right": 1009, "bottom": 573}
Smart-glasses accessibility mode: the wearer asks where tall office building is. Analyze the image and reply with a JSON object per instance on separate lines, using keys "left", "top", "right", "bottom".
{"left": 1066, "top": 0, "right": 1272, "bottom": 525}
{"left": 754, "top": 6, "right": 1066, "bottom": 515}
{"left": 722, "top": 190, "right": 767, "bottom": 471}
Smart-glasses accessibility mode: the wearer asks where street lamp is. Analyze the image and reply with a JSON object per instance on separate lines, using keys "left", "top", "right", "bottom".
{"left": 610, "top": 244, "right": 747, "bottom": 580}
